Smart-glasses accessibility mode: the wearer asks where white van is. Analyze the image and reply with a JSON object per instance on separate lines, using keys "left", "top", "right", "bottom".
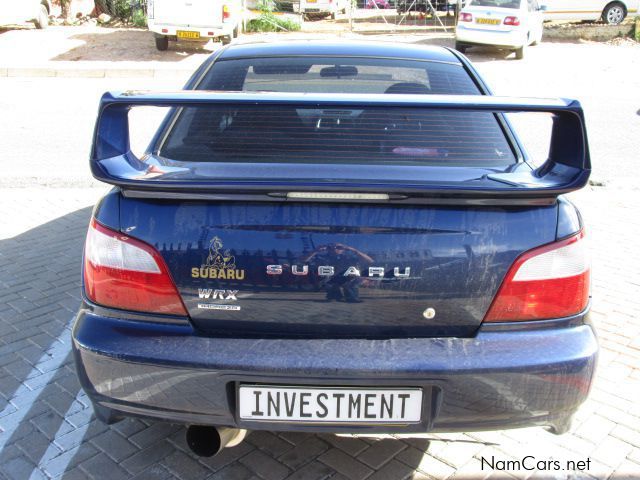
{"left": 147, "top": 0, "right": 241, "bottom": 51}
{"left": 298, "top": 0, "right": 349, "bottom": 19}
{"left": 0, "top": 0, "right": 50, "bottom": 29}
{"left": 543, "top": 0, "right": 638, "bottom": 24}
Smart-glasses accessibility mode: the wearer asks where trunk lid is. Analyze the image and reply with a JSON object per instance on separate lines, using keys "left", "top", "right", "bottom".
{"left": 120, "top": 197, "right": 558, "bottom": 338}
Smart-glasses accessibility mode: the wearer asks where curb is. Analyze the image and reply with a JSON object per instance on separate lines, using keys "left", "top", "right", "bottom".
{"left": 0, "top": 66, "right": 194, "bottom": 79}
{"left": 355, "top": 28, "right": 452, "bottom": 35}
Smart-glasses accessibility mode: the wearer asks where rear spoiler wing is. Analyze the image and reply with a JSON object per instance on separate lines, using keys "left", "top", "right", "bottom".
{"left": 91, "top": 91, "right": 591, "bottom": 202}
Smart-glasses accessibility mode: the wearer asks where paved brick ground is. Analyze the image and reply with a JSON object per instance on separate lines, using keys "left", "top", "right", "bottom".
{"left": 0, "top": 183, "right": 639, "bottom": 480}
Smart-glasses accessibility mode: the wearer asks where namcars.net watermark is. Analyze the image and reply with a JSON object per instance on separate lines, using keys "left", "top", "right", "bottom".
{"left": 481, "top": 455, "right": 592, "bottom": 473}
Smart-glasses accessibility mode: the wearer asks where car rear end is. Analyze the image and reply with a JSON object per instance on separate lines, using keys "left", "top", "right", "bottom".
{"left": 300, "top": 0, "right": 339, "bottom": 16}
{"left": 73, "top": 43, "right": 597, "bottom": 435}
{"left": 456, "top": 0, "right": 528, "bottom": 49}
{"left": 148, "top": 0, "right": 237, "bottom": 43}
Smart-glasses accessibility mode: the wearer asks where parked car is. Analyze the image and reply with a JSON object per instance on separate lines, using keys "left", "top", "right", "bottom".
{"left": 147, "top": 0, "right": 241, "bottom": 51}
{"left": 0, "top": 0, "right": 50, "bottom": 29}
{"left": 299, "top": 0, "right": 349, "bottom": 18}
{"left": 543, "top": 0, "right": 638, "bottom": 25}
{"left": 455, "top": 0, "right": 545, "bottom": 59}
{"left": 75, "top": 41, "right": 596, "bottom": 456}
{"left": 366, "top": 0, "right": 393, "bottom": 9}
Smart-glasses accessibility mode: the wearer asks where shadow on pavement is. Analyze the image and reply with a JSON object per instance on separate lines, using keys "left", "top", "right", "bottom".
{"left": 0, "top": 205, "right": 486, "bottom": 478}
{"left": 51, "top": 29, "right": 217, "bottom": 62}
{"left": 0, "top": 206, "right": 91, "bottom": 478}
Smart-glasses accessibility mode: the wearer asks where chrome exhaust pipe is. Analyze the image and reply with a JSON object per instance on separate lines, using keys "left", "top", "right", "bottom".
{"left": 186, "top": 426, "right": 247, "bottom": 457}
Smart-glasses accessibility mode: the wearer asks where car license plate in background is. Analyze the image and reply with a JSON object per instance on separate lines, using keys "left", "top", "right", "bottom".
{"left": 239, "top": 385, "right": 422, "bottom": 423}
{"left": 476, "top": 18, "right": 501, "bottom": 25}
{"left": 177, "top": 30, "right": 200, "bottom": 39}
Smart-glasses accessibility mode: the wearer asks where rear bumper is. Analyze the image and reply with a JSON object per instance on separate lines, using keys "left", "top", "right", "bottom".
{"left": 300, "top": 4, "right": 337, "bottom": 13}
{"left": 72, "top": 309, "right": 597, "bottom": 434}
{"left": 148, "top": 23, "right": 235, "bottom": 38}
{"left": 455, "top": 26, "right": 526, "bottom": 49}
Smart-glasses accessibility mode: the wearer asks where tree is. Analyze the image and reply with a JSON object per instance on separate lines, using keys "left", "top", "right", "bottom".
{"left": 59, "top": 0, "right": 71, "bottom": 19}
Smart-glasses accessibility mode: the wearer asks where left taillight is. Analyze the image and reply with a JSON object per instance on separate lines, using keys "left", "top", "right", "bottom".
{"left": 83, "top": 219, "right": 188, "bottom": 316}
{"left": 484, "top": 230, "right": 590, "bottom": 322}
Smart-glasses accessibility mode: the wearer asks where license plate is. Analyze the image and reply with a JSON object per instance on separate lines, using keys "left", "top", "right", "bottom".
{"left": 238, "top": 385, "right": 422, "bottom": 423}
{"left": 307, "top": 0, "right": 317, "bottom": 3}
{"left": 177, "top": 30, "right": 200, "bottom": 39}
{"left": 476, "top": 18, "right": 501, "bottom": 25}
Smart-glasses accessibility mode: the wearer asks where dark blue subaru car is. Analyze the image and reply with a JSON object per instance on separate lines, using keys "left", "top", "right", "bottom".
{"left": 73, "top": 41, "right": 596, "bottom": 455}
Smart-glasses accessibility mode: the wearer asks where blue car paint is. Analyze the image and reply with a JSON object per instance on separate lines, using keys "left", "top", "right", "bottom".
{"left": 213, "top": 41, "right": 462, "bottom": 63}
{"left": 117, "top": 197, "right": 559, "bottom": 338}
{"left": 72, "top": 308, "right": 596, "bottom": 433}
{"left": 75, "top": 42, "right": 597, "bottom": 434}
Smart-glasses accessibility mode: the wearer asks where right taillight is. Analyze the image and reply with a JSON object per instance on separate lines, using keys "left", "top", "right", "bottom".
{"left": 459, "top": 12, "right": 473, "bottom": 22}
{"left": 83, "top": 218, "right": 187, "bottom": 316}
{"left": 484, "top": 231, "right": 590, "bottom": 322}
{"left": 503, "top": 16, "right": 520, "bottom": 25}
{"left": 222, "top": 4, "right": 230, "bottom": 20}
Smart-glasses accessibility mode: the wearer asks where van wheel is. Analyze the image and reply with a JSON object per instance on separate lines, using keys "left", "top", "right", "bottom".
{"left": 602, "top": 2, "right": 626, "bottom": 24}
{"left": 155, "top": 36, "right": 169, "bottom": 51}
{"left": 34, "top": 4, "right": 49, "bottom": 29}
{"left": 222, "top": 35, "right": 232, "bottom": 45}
{"left": 454, "top": 42, "right": 467, "bottom": 53}
{"left": 514, "top": 45, "right": 525, "bottom": 59}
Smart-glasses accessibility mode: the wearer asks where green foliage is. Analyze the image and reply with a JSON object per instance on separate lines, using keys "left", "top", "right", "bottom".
{"left": 257, "top": 0, "right": 275, "bottom": 13}
{"left": 636, "top": 16, "right": 640, "bottom": 42}
{"left": 95, "top": 0, "right": 148, "bottom": 24}
{"left": 246, "top": 13, "right": 301, "bottom": 32}
{"left": 131, "top": 8, "right": 147, "bottom": 27}
{"left": 95, "top": 0, "right": 131, "bottom": 19}
{"left": 112, "top": 0, "right": 133, "bottom": 19}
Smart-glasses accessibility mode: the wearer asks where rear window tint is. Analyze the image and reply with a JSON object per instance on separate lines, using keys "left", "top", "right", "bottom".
{"left": 158, "top": 105, "right": 515, "bottom": 166}
{"left": 155, "top": 57, "right": 516, "bottom": 167}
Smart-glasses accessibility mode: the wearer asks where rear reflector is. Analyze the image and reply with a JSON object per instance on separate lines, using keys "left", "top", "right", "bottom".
{"left": 503, "top": 16, "right": 520, "bottom": 25}
{"left": 484, "top": 231, "right": 590, "bottom": 322}
{"left": 84, "top": 219, "right": 187, "bottom": 316}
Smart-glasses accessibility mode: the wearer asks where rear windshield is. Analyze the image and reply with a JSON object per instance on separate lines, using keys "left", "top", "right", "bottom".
{"left": 155, "top": 57, "right": 516, "bottom": 167}
{"left": 197, "top": 57, "right": 481, "bottom": 95}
